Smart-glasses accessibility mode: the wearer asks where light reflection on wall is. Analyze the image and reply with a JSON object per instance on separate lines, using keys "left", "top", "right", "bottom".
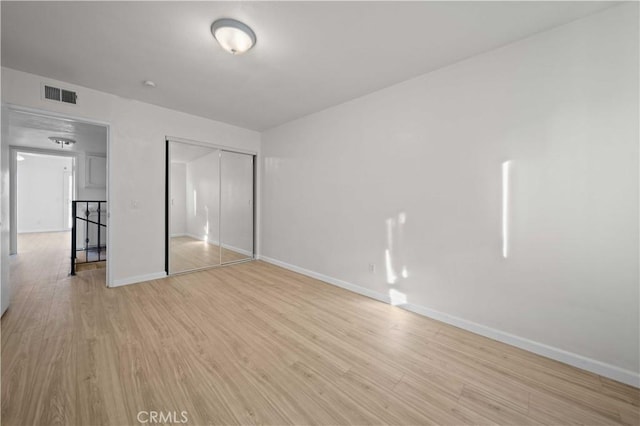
{"left": 193, "top": 189, "right": 197, "bottom": 217}
{"left": 385, "top": 212, "right": 409, "bottom": 306}
{"left": 389, "top": 289, "right": 407, "bottom": 306}
{"left": 204, "top": 205, "right": 209, "bottom": 243}
{"left": 502, "top": 160, "right": 511, "bottom": 258}
{"left": 385, "top": 248, "right": 397, "bottom": 284}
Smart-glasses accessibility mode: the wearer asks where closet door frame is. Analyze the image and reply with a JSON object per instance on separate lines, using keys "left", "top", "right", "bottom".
{"left": 164, "top": 136, "right": 257, "bottom": 276}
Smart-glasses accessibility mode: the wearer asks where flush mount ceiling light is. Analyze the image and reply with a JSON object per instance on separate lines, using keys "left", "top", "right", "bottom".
{"left": 211, "top": 18, "right": 256, "bottom": 55}
{"left": 49, "top": 136, "right": 76, "bottom": 149}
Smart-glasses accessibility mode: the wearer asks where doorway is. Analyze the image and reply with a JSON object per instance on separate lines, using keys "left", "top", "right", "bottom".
{"left": 165, "top": 138, "right": 256, "bottom": 275}
{"left": 6, "top": 106, "right": 110, "bottom": 284}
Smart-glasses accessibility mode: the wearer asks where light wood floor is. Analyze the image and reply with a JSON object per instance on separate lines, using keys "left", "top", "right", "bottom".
{"left": 2, "top": 232, "right": 638, "bottom": 425}
{"left": 170, "top": 236, "right": 251, "bottom": 273}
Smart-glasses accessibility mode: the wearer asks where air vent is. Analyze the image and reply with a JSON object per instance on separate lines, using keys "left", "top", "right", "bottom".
{"left": 42, "top": 84, "right": 78, "bottom": 105}
{"left": 61, "top": 89, "right": 77, "bottom": 104}
{"left": 44, "top": 85, "right": 61, "bottom": 101}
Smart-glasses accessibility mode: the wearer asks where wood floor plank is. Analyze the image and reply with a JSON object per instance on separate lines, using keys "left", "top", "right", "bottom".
{"left": 528, "top": 388, "right": 625, "bottom": 425}
{"left": 434, "top": 327, "right": 605, "bottom": 392}
{"left": 77, "top": 334, "right": 130, "bottom": 426}
{"left": 26, "top": 332, "right": 77, "bottom": 426}
{"left": 457, "top": 384, "right": 539, "bottom": 425}
{"left": 600, "top": 376, "right": 640, "bottom": 407}
{"left": 392, "top": 375, "right": 497, "bottom": 425}
{"left": 1, "top": 327, "right": 46, "bottom": 425}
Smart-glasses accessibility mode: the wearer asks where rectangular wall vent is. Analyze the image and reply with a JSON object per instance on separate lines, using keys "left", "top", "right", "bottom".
{"left": 42, "top": 84, "right": 77, "bottom": 105}
{"left": 61, "top": 89, "right": 77, "bottom": 104}
{"left": 44, "top": 85, "right": 61, "bottom": 101}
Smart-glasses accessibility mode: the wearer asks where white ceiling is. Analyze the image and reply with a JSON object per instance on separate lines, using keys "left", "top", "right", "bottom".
{"left": 6, "top": 108, "right": 107, "bottom": 153}
{"left": 1, "top": 1, "right": 616, "bottom": 131}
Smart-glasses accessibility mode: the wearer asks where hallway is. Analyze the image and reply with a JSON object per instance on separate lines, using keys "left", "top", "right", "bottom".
{"left": 5, "top": 231, "right": 108, "bottom": 324}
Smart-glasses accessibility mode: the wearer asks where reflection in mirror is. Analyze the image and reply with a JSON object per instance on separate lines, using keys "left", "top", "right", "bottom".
{"left": 169, "top": 142, "right": 221, "bottom": 273}
{"left": 220, "top": 151, "right": 254, "bottom": 263}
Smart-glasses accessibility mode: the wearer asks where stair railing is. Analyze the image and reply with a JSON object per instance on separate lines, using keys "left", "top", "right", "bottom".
{"left": 71, "top": 200, "right": 107, "bottom": 275}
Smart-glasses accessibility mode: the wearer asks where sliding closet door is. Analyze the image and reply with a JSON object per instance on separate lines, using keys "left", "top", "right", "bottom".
{"left": 168, "top": 141, "right": 221, "bottom": 273}
{"left": 220, "top": 151, "right": 254, "bottom": 263}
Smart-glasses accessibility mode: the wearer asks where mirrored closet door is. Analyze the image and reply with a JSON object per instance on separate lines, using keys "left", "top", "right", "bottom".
{"left": 220, "top": 151, "right": 254, "bottom": 263}
{"left": 166, "top": 140, "right": 255, "bottom": 275}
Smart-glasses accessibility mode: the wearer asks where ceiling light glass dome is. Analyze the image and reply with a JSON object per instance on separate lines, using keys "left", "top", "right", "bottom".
{"left": 211, "top": 18, "right": 256, "bottom": 55}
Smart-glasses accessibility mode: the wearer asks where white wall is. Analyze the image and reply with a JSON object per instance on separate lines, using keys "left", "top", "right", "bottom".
{"left": 185, "top": 151, "right": 220, "bottom": 244}
{"left": 170, "top": 162, "right": 187, "bottom": 236}
{"left": 17, "top": 154, "right": 72, "bottom": 233}
{"left": 261, "top": 4, "right": 639, "bottom": 384}
{"left": 1, "top": 67, "right": 260, "bottom": 286}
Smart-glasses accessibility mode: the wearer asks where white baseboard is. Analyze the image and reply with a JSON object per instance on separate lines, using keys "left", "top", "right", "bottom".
{"left": 170, "top": 233, "right": 187, "bottom": 238}
{"left": 111, "top": 271, "right": 167, "bottom": 287}
{"left": 259, "top": 255, "right": 640, "bottom": 388}
{"left": 184, "top": 233, "right": 253, "bottom": 257}
{"left": 18, "top": 228, "right": 70, "bottom": 234}
{"left": 185, "top": 233, "right": 217, "bottom": 244}
{"left": 260, "top": 256, "right": 390, "bottom": 304}
{"left": 221, "top": 243, "right": 253, "bottom": 257}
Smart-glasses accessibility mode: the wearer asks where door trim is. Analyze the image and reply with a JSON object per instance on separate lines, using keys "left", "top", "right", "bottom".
{"left": 165, "top": 135, "right": 257, "bottom": 156}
